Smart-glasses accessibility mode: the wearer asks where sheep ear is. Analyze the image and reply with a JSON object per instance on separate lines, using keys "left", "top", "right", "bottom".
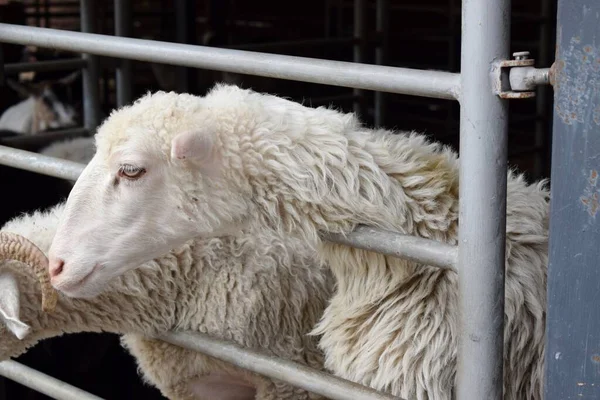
{"left": 171, "top": 131, "right": 221, "bottom": 177}
{"left": 0, "top": 271, "right": 32, "bottom": 340}
{"left": 57, "top": 70, "right": 81, "bottom": 86}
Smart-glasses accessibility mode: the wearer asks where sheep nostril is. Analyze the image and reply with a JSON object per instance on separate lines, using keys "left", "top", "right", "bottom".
{"left": 49, "top": 258, "right": 65, "bottom": 278}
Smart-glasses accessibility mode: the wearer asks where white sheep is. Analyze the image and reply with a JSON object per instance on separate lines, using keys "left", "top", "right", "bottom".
{"left": 1, "top": 203, "right": 332, "bottom": 400}
{"left": 48, "top": 84, "right": 549, "bottom": 399}
{"left": 39, "top": 136, "right": 96, "bottom": 165}
{"left": 0, "top": 74, "right": 79, "bottom": 135}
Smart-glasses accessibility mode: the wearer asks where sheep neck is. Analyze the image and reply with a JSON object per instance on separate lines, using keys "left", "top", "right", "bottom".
{"left": 239, "top": 129, "right": 460, "bottom": 250}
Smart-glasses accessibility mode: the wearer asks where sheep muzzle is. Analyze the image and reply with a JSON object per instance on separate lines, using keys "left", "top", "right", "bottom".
{"left": 0, "top": 232, "right": 58, "bottom": 312}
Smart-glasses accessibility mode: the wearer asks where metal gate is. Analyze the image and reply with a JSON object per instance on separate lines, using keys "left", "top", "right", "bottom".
{"left": 0, "top": 0, "right": 593, "bottom": 399}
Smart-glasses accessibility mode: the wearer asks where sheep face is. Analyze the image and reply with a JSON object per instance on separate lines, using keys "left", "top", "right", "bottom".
{"left": 47, "top": 90, "right": 250, "bottom": 298}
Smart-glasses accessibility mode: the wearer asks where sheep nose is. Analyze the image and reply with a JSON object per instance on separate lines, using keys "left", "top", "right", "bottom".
{"left": 49, "top": 257, "right": 65, "bottom": 279}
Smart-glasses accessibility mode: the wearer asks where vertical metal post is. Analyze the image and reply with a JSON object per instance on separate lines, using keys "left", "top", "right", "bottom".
{"left": 533, "top": 0, "right": 553, "bottom": 179}
{"left": 545, "top": 0, "right": 600, "bottom": 398}
{"left": 353, "top": 0, "right": 365, "bottom": 117}
{"left": 114, "top": 0, "right": 132, "bottom": 107}
{"left": 0, "top": 43, "right": 5, "bottom": 86}
{"left": 457, "top": 0, "right": 509, "bottom": 398}
{"left": 80, "top": 0, "right": 101, "bottom": 132}
{"left": 374, "top": 0, "right": 388, "bottom": 127}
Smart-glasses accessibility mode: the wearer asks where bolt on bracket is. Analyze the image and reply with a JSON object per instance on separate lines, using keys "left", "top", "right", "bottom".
{"left": 493, "top": 51, "right": 553, "bottom": 99}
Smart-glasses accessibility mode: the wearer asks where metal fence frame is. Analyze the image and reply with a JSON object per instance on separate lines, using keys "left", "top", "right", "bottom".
{"left": 0, "top": 0, "right": 558, "bottom": 399}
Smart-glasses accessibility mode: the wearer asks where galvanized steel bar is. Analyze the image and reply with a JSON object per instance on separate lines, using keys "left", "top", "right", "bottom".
{"left": 0, "top": 360, "right": 103, "bottom": 400}
{"left": 457, "top": 0, "right": 509, "bottom": 398}
{"left": 0, "top": 145, "right": 84, "bottom": 181}
{"left": 80, "top": 0, "right": 101, "bottom": 132}
{"left": 114, "top": 0, "right": 133, "bottom": 106}
{"left": 229, "top": 37, "right": 355, "bottom": 51}
{"left": 0, "top": 127, "right": 87, "bottom": 151}
{"left": 324, "top": 226, "right": 457, "bottom": 269}
{"left": 0, "top": 24, "right": 461, "bottom": 100}
{"left": 508, "top": 66, "right": 551, "bottom": 92}
{"left": 534, "top": 0, "right": 553, "bottom": 178}
{"left": 4, "top": 58, "right": 87, "bottom": 75}
{"left": 160, "top": 332, "right": 401, "bottom": 400}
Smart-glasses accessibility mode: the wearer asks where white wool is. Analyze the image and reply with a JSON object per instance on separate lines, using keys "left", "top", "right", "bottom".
{"left": 0, "top": 203, "right": 332, "bottom": 399}
{"left": 39, "top": 136, "right": 96, "bottom": 165}
{"left": 50, "top": 84, "right": 550, "bottom": 399}
{"left": 0, "top": 97, "right": 35, "bottom": 133}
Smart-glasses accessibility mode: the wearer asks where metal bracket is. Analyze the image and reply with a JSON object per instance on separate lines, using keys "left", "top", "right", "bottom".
{"left": 493, "top": 51, "right": 537, "bottom": 99}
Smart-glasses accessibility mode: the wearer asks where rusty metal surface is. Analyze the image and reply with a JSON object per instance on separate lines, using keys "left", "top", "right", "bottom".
{"left": 493, "top": 57, "right": 538, "bottom": 99}
{"left": 545, "top": 0, "right": 600, "bottom": 398}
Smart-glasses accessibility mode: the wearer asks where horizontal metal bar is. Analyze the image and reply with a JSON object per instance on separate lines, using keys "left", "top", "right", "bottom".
{"left": 0, "top": 24, "right": 461, "bottom": 100}
{"left": 0, "top": 128, "right": 88, "bottom": 151}
{"left": 0, "top": 147, "right": 456, "bottom": 269}
{"left": 0, "top": 360, "right": 103, "bottom": 400}
{"left": 160, "top": 332, "right": 401, "bottom": 400}
{"left": 509, "top": 66, "right": 552, "bottom": 92}
{"left": 228, "top": 37, "right": 356, "bottom": 51}
{"left": 4, "top": 58, "right": 87, "bottom": 75}
{"left": 0, "top": 145, "right": 84, "bottom": 180}
{"left": 324, "top": 226, "right": 457, "bottom": 270}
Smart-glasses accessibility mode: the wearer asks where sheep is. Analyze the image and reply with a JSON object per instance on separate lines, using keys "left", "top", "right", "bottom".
{"left": 47, "top": 84, "right": 549, "bottom": 399}
{"left": 0, "top": 73, "right": 79, "bottom": 135}
{"left": 1, "top": 202, "right": 332, "bottom": 400}
{"left": 39, "top": 137, "right": 96, "bottom": 165}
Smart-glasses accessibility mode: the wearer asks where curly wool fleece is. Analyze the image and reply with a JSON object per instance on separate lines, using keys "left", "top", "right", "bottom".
{"left": 57, "top": 83, "right": 550, "bottom": 399}
{"left": 0, "top": 203, "right": 333, "bottom": 400}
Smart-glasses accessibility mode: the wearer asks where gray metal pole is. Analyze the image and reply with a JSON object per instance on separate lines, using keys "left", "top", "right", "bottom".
{"left": 4, "top": 58, "right": 87, "bottom": 75}
{"left": 0, "top": 145, "right": 85, "bottom": 181}
{"left": 323, "top": 226, "right": 457, "bottom": 270}
{"left": 545, "top": 0, "right": 600, "bottom": 398}
{"left": 353, "top": 0, "right": 365, "bottom": 116}
{"left": 0, "top": 361, "right": 103, "bottom": 400}
{"left": 229, "top": 37, "right": 355, "bottom": 51}
{"left": 80, "top": 0, "right": 101, "bottom": 132}
{"left": 114, "top": 0, "right": 132, "bottom": 107}
{"left": 374, "top": 0, "right": 389, "bottom": 127}
{"left": 534, "top": 0, "right": 552, "bottom": 179}
{"left": 457, "top": 0, "right": 509, "bottom": 398}
{"left": 0, "top": 24, "right": 461, "bottom": 100}
{"left": 160, "top": 332, "right": 400, "bottom": 400}
{"left": 0, "top": 127, "right": 88, "bottom": 151}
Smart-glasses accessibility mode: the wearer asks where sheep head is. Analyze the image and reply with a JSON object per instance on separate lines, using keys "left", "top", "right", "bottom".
{"left": 0, "top": 232, "right": 58, "bottom": 340}
{"left": 48, "top": 88, "right": 251, "bottom": 298}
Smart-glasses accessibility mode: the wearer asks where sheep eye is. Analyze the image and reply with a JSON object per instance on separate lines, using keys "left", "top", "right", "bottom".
{"left": 118, "top": 164, "right": 146, "bottom": 179}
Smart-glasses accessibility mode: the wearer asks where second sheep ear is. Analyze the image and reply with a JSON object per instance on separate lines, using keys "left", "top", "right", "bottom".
{"left": 0, "top": 271, "right": 31, "bottom": 340}
{"left": 170, "top": 131, "right": 221, "bottom": 178}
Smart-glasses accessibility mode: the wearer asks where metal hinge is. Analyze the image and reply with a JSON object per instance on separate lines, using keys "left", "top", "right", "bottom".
{"left": 493, "top": 51, "right": 555, "bottom": 99}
